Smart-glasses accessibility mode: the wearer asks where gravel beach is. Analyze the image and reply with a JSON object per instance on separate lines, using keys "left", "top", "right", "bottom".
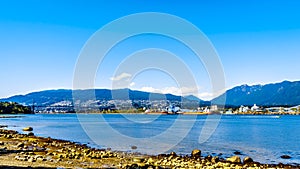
{"left": 0, "top": 128, "right": 299, "bottom": 169}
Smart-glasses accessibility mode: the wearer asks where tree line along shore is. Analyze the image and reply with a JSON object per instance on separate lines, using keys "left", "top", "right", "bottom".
{"left": 1, "top": 101, "right": 300, "bottom": 115}
{"left": 0, "top": 127, "right": 299, "bottom": 168}
{"left": 0, "top": 102, "right": 33, "bottom": 114}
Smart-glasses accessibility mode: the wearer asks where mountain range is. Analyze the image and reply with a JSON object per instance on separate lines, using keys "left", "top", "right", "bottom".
{"left": 212, "top": 80, "right": 300, "bottom": 106}
{"left": 0, "top": 89, "right": 208, "bottom": 106}
{"left": 1, "top": 80, "right": 300, "bottom": 107}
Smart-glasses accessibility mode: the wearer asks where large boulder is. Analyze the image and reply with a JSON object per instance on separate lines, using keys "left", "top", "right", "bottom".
{"left": 131, "top": 145, "right": 137, "bottom": 150}
{"left": 226, "top": 155, "right": 241, "bottom": 163}
{"left": 280, "top": 155, "right": 291, "bottom": 159}
{"left": 22, "top": 127, "right": 33, "bottom": 131}
{"left": 27, "top": 132, "right": 34, "bottom": 136}
{"left": 211, "top": 156, "right": 219, "bottom": 163}
{"left": 169, "top": 151, "right": 177, "bottom": 157}
{"left": 243, "top": 156, "right": 254, "bottom": 164}
{"left": 191, "top": 149, "right": 201, "bottom": 158}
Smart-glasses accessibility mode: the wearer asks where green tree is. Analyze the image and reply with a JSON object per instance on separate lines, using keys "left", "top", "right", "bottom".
{"left": 0, "top": 102, "right": 33, "bottom": 114}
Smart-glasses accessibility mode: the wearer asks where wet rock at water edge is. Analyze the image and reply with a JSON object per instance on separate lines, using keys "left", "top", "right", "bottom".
{"left": 211, "top": 156, "right": 219, "bottom": 163}
{"left": 22, "top": 127, "right": 33, "bottom": 131}
{"left": 233, "top": 151, "right": 242, "bottom": 155}
{"left": 205, "top": 155, "right": 212, "bottom": 161}
{"left": 243, "top": 156, "right": 253, "bottom": 164}
{"left": 226, "top": 155, "right": 241, "bottom": 163}
{"left": 280, "top": 155, "right": 291, "bottom": 159}
{"left": 27, "top": 132, "right": 34, "bottom": 136}
{"left": 131, "top": 145, "right": 137, "bottom": 150}
{"left": 191, "top": 149, "right": 201, "bottom": 158}
{"left": 169, "top": 151, "right": 177, "bottom": 157}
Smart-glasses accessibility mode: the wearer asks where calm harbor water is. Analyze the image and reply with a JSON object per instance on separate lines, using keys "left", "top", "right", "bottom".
{"left": 0, "top": 114, "right": 299, "bottom": 164}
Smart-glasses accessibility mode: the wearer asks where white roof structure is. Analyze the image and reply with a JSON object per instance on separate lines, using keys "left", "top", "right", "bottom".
{"left": 251, "top": 104, "right": 259, "bottom": 111}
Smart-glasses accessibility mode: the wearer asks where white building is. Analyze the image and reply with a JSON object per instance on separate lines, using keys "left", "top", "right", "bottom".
{"left": 239, "top": 105, "right": 249, "bottom": 113}
{"left": 251, "top": 104, "right": 260, "bottom": 112}
{"left": 225, "top": 109, "right": 233, "bottom": 114}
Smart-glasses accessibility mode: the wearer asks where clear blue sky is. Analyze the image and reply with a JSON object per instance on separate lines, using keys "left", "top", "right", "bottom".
{"left": 1, "top": 0, "right": 300, "bottom": 100}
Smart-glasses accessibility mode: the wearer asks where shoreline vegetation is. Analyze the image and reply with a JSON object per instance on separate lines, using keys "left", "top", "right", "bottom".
{"left": 38, "top": 110, "right": 300, "bottom": 116}
{"left": 0, "top": 102, "right": 33, "bottom": 114}
{"left": 0, "top": 128, "right": 299, "bottom": 168}
{"left": 1, "top": 101, "right": 300, "bottom": 115}
{"left": 54, "top": 106, "right": 300, "bottom": 115}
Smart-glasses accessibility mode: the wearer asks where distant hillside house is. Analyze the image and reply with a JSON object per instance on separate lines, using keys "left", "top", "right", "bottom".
{"left": 239, "top": 105, "right": 249, "bottom": 113}
{"left": 267, "top": 105, "right": 300, "bottom": 113}
{"left": 251, "top": 104, "right": 261, "bottom": 112}
{"left": 225, "top": 109, "right": 234, "bottom": 114}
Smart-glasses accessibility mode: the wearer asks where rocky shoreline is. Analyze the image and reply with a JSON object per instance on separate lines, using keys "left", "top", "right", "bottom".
{"left": 0, "top": 128, "right": 299, "bottom": 169}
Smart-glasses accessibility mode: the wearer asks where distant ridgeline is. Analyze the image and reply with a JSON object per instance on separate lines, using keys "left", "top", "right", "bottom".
{"left": 0, "top": 89, "right": 208, "bottom": 112}
{"left": 0, "top": 102, "right": 33, "bottom": 114}
{"left": 0, "top": 80, "right": 300, "bottom": 113}
{"left": 212, "top": 80, "right": 300, "bottom": 107}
